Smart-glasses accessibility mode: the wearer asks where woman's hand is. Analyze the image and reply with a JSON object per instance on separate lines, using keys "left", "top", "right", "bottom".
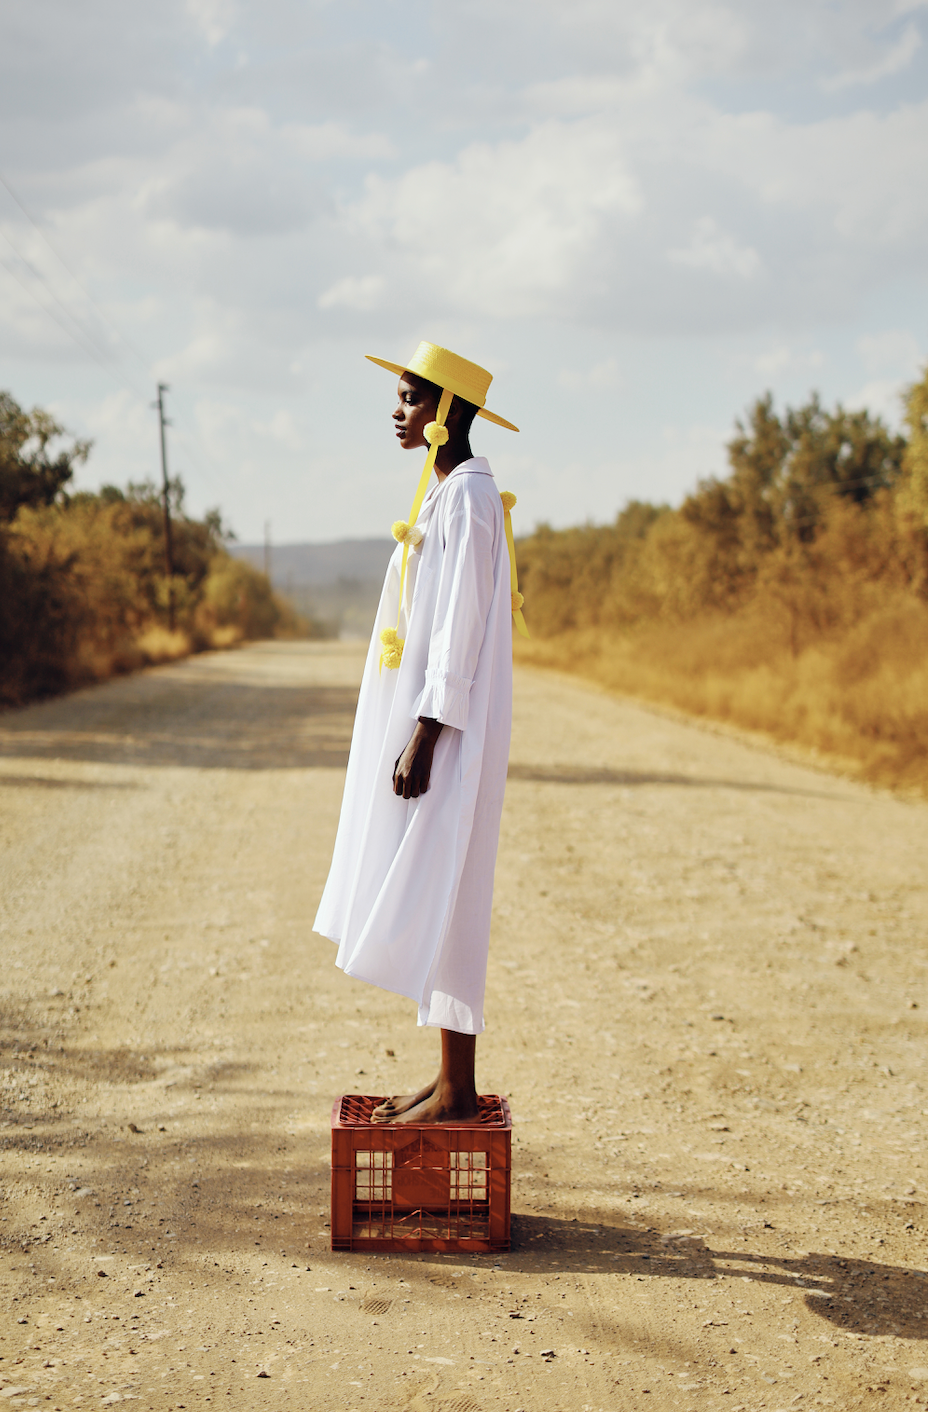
{"left": 393, "top": 717, "right": 444, "bottom": 798}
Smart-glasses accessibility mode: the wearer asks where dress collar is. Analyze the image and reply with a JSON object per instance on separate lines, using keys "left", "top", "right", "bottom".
{"left": 447, "top": 456, "right": 493, "bottom": 477}
{"left": 422, "top": 457, "right": 494, "bottom": 510}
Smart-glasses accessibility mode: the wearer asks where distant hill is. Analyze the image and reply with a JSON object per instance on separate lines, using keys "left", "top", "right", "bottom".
{"left": 230, "top": 538, "right": 393, "bottom": 638}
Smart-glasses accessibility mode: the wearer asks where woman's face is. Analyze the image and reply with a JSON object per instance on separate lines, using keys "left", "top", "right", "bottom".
{"left": 392, "top": 373, "right": 438, "bottom": 451}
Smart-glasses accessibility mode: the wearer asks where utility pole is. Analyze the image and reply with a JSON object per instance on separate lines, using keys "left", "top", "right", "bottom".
{"left": 154, "top": 383, "right": 175, "bottom": 631}
{"left": 264, "top": 519, "right": 271, "bottom": 580}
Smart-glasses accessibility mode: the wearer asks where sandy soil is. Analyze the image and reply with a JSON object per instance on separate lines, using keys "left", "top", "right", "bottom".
{"left": 0, "top": 640, "right": 926, "bottom": 1412}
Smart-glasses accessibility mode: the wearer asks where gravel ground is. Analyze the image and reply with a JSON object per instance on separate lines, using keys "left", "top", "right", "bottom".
{"left": 0, "top": 640, "right": 926, "bottom": 1412}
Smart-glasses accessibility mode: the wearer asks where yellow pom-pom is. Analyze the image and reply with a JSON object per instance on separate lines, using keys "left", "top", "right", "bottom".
{"left": 500, "top": 490, "right": 517, "bottom": 512}
{"left": 511, "top": 591, "right": 524, "bottom": 612}
{"left": 407, "top": 525, "right": 423, "bottom": 548}
{"left": 379, "top": 626, "right": 404, "bottom": 670}
{"left": 392, "top": 520, "right": 410, "bottom": 543}
{"left": 424, "top": 421, "right": 449, "bottom": 446}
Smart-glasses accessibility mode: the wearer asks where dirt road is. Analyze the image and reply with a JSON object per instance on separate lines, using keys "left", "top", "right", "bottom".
{"left": 1, "top": 641, "right": 926, "bottom": 1412}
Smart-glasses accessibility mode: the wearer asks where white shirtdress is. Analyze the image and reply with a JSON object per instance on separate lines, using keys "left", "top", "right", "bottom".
{"left": 312, "top": 456, "right": 513, "bottom": 1035}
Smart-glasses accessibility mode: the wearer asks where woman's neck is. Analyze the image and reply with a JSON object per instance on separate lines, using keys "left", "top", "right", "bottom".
{"left": 434, "top": 435, "right": 473, "bottom": 481}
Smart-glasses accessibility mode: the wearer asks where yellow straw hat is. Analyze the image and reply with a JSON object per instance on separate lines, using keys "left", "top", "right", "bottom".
{"left": 369, "top": 341, "right": 528, "bottom": 669}
{"left": 365, "top": 341, "right": 519, "bottom": 432}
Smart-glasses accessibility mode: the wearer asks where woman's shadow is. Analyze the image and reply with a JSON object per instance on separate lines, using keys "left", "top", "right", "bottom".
{"left": 507, "top": 1213, "right": 928, "bottom": 1340}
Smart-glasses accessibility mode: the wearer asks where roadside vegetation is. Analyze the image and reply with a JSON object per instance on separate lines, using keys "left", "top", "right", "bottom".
{"left": 0, "top": 391, "right": 319, "bottom": 707}
{"left": 516, "top": 367, "right": 928, "bottom": 792}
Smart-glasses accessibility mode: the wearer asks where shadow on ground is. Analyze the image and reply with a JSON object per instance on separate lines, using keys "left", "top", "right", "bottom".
{"left": 3, "top": 993, "right": 923, "bottom": 1350}
{"left": 0, "top": 677, "right": 357, "bottom": 770}
{"left": 507, "top": 763, "right": 836, "bottom": 798}
{"left": 503, "top": 1213, "right": 928, "bottom": 1338}
{"left": 0, "top": 775, "right": 140, "bottom": 790}
{"left": 4, "top": 1051, "right": 925, "bottom": 1348}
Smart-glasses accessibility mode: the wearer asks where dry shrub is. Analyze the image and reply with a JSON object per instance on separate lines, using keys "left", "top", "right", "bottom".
{"left": 516, "top": 370, "right": 928, "bottom": 793}
{"left": 196, "top": 557, "right": 285, "bottom": 642}
{"left": 516, "top": 595, "right": 928, "bottom": 790}
{"left": 135, "top": 627, "right": 194, "bottom": 664}
{"left": 1, "top": 484, "right": 324, "bottom": 707}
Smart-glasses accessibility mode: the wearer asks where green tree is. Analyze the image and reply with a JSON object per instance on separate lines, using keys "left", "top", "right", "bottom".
{"left": 778, "top": 396, "right": 904, "bottom": 538}
{"left": 0, "top": 391, "right": 91, "bottom": 521}
{"left": 680, "top": 391, "right": 906, "bottom": 605}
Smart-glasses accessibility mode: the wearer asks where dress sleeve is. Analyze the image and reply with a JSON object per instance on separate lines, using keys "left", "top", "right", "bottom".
{"left": 412, "top": 486, "right": 498, "bottom": 732}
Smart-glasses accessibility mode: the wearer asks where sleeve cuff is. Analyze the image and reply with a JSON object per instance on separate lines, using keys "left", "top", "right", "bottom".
{"left": 412, "top": 668, "right": 473, "bottom": 732}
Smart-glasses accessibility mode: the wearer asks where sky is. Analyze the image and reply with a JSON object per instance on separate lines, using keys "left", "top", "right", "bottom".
{"left": 2, "top": 0, "right": 927, "bottom": 543}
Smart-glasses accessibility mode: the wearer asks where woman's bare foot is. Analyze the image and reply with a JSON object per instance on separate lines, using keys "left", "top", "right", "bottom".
{"left": 391, "top": 1079, "right": 478, "bottom": 1125}
{"left": 371, "top": 1075, "right": 438, "bottom": 1123}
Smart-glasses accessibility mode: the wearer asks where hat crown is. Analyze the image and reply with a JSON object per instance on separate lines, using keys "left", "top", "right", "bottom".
{"left": 365, "top": 342, "right": 517, "bottom": 431}
{"left": 404, "top": 342, "right": 492, "bottom": 409}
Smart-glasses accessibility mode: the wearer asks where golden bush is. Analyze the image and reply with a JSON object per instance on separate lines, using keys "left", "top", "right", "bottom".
{"left": 516, "top": 369, "right": 928, "bottom": 792}
{"left": 0, "top": 480, "right": 321, "bottom": 706}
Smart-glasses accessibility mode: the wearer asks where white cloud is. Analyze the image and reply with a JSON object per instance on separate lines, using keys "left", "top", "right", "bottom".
{"left": 671, "top": 99, "right": 928, "bottom": 268}
{"left": 128, "top": 108, "right": 393, "bottom": 237}
{"left": 667, "top": 217, "right": 762, "bottom": 280}
{"left": 608, "top": 420, "right": 732, "bottom": 508}
{"left": 823, "top": 20, "right": 921, "bottom": 90}
{"left": 331, "top": 80, "right": 928, "bottom": 334}
{"left": 154, "top": 299, "right": 265, "bottom": 385}
{"left": 855, "top": 328, "right": 922, "bottom": 375}
{"left": 285, "top": 121, "right": 395, "bottom": 164}
{"left": 253, "top": 408, "right": 305, "bottom": 450}
{"left": 186, "top": 0, "right": 237, "bottom": 48}
{"left": 3, "top": 0, "right": 928, "bottom": 539}
{"left": 847, "top": 330, "right": 925, "bottom": 424}
{"left": 318, "top": 275, "right": 385, "bottom": 311}
{"left": 752, "top": 346, "right": 824, "bottom": 377}
{"left": 61, "top": 388, "right": 163, "bottom": 490}
{"left": 558, "top": 357, "right": 623, "bottom": 390}
{"left": 352, "top": 120, "right": 643, "bottom": 318}
{"left": 845, "top": 377, "right": 910, "bottom": 423}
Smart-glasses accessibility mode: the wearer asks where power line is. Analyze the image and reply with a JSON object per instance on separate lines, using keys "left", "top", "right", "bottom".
{"left": 0, "top": 169, "right": 151, "bottom": 376}
{"left": 0, "top": 174, "right": 241, "bottom": 511}
{"left": 0, "top": 230, "right": 222, "bottom": 483}
{"left": 0, "top": 247, "right": 224, "bottom": 501}
{"left": 0, "top": 248, "right": 145, "bottom": 397}
{"left": 0, "top": 227, "right": 134, "bottom": 379}
{"left": 0, "top": 237, "right": 149, "bottom": 401}
{"left": 171, "top": 424, "right": 225, "bottom": 494}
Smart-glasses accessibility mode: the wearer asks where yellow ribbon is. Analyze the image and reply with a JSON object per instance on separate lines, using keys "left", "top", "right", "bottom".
{"left": 501, "top": 491, "right": 529, "bottom": 638}
{"left": 380, "top": 387, "right": 454, "bottom": 670}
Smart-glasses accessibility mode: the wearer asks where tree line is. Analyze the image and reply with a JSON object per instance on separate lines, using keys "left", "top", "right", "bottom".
{"left": 516, "top": 368, "right": 928, "bottom": 789}
{"left": 0, "top": 391, "right": 317, "bottom": 707}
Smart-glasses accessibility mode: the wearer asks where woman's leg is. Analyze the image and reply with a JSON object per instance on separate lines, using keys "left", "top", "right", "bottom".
{"left": 371, "top": 1029, "right": 478, "bottom": 1124}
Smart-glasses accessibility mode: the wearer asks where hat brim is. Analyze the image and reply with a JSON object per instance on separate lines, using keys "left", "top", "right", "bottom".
{"left": 365, "top": 354, "right": 519, "bottom": 433}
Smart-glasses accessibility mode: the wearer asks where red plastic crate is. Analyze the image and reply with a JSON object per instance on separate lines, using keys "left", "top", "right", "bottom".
{"left": 330, "top": 1095, "right": 511, "bottom": 1253}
